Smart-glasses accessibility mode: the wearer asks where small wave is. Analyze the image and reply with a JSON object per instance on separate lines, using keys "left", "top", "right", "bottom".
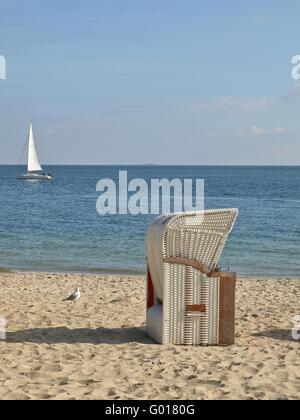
{"left": 70, "top": 267, "right": 145, "bottom": 276}
{"left": 0, "top": 266, "right": 11, "bottom": 273}
{"left": 30, "top": 266, "right": 146, "bottom": 276}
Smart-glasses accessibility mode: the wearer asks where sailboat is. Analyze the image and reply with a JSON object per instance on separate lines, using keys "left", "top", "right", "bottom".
{"left": 16, "top": 122, "right": 53, "bottom": 180}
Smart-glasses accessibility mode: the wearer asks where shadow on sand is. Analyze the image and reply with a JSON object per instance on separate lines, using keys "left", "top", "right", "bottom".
{"left": 252, "top": 329, "right": 299, "bottom": 343}
{"left": 4, "top": 326, "right": 157, "bottom": 345}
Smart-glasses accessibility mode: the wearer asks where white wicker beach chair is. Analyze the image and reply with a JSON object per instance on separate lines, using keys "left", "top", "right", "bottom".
{"left": 146, "top": 209, "right": 238, "bottom": 345}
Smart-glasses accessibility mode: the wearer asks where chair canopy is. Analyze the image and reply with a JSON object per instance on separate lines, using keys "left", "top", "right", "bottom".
{"left": 146, "top": 209, "right": 239, "bottom": 301}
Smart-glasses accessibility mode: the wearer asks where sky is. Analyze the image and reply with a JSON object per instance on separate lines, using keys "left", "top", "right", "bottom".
{"left": 0, "top": 0, "right": 300, "bottom": 165}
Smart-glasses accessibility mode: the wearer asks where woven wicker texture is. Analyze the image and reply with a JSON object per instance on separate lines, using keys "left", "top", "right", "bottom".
{"left": 146, "top": 209, "right": 238, "bottom": 345}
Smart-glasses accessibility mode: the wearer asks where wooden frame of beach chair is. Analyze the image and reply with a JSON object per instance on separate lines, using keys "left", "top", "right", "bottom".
{"left": 146, "top": 209, "right": 238, "bottom": 346}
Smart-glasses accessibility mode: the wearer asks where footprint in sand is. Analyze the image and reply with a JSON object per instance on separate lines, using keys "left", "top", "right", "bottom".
{"left": 41, "top": 364, "right": 63, "bottom": 373}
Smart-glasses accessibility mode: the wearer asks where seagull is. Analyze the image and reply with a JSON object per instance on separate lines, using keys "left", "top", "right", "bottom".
{"left": 63, "top": 286, "right": 80, "bottom": 303}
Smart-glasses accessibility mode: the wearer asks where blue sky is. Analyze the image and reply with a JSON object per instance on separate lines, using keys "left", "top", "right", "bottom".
{"left": 0, "top": 0, "right": 300, "bottom": 164}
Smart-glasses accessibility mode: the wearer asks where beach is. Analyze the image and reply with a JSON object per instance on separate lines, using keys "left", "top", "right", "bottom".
{"left": 0, "top": 271, "right": 299, "bottom": 400}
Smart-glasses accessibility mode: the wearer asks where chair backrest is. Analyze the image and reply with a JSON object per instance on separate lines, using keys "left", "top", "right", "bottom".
{"left": 146, "top": 209, "right": 238, "bottom": 301}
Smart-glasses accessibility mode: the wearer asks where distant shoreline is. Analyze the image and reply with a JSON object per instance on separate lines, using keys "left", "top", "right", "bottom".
{"left": 1, "top": 164, "right": 300, "bottom": 167}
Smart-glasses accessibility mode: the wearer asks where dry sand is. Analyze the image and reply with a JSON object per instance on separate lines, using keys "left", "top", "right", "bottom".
{"left": 0, "top": 272, "right": 299, "bottom": 400}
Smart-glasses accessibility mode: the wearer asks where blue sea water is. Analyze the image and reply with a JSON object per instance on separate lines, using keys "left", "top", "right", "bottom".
{"left": 0, "top": 165, "right": 299, "bottom": 277}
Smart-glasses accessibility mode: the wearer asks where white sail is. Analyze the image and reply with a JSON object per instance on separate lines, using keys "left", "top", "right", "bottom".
{"left": 27, "top": 122, "right": 42, "bottom": 172}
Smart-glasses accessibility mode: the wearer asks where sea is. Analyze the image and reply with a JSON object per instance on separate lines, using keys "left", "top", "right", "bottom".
{"left": 0, "top": 165, "right": 299, "bottom": 277}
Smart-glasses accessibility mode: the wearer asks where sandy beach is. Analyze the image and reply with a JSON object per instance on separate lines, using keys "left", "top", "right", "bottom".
{"left": 0, "top": 271, "right": 299, "bottom": 400}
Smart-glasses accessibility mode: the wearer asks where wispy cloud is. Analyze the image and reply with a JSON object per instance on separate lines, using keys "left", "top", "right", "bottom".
{"left": 250, "top": 125, "right": 285, "bottom": 135}
{"left": 202, "top": 125, "right": 287, "bottom": 139}
{"left": 184, "top": 96, "right": 278, "bottom": 116}
{"left": 217, "top": 96, "right": 278, "bottom": 111}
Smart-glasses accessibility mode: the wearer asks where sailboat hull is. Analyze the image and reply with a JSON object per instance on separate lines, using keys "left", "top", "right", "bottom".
{"left": 16, "top": 173, "right": 53, "bottom": 180}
